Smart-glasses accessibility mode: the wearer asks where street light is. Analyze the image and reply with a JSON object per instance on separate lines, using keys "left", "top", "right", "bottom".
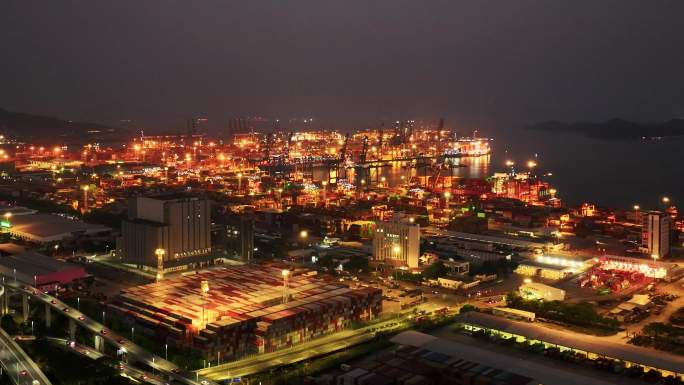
{"left": 633, "top": 205, "right": 640, "bottom": 223}
{"left": 77, "top": 297, "right": 80, "bottom": 311}
{"left": 3, "top": 212, "right": 11, "bottom": 233}
{"left": 282, "top": 269, "right": 290, "bottom": 304}
{"left": 523, "top": 278, "right": 532, "bottom": 284}
{"left": 131, "top": 327, "right": 135, "bottom": 341}
{"left": 165, "top": 343, "right": 168, "bottom": 360}
{"left": 155, "top": 248, "right": 166, "bottom": 282}
{"left": 82, "top": 185, "right": 89, "bottom": 212}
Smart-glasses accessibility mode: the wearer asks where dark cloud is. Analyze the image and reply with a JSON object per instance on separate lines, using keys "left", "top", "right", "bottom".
{"left": 1, "top": 0, "right": 683, "bottom": 132}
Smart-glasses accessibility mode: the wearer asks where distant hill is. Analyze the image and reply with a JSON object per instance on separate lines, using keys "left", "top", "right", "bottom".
{"left": 0, "top": 108, "right": 126, "bottom": 142}
{"left": 528, "top": 118, "right": 684, "bottom": 140}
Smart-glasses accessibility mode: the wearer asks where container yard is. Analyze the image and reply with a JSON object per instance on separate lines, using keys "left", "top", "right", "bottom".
{"left": 108, "top": 265, "right": 382, "bottom": 358}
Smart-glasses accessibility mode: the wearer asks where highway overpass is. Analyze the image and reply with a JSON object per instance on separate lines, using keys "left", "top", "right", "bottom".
{"left": 0, "top": 286, "right": 52, "bottom": 385}
{"left": 2, "top": 279, "right": 217, "bottom": 385}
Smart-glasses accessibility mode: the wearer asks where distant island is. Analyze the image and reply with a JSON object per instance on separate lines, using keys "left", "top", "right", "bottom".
{"left": 527, "top": 118, "right": 684, "bottom": 140}
{"left": 0, "top": 107, "right": 126, "bottom": 144}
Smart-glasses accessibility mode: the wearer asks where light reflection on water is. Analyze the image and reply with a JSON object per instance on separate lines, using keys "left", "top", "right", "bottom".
{"left": 313, "top": 154, "right": 491, "bottom": 187}
{"left": 315, "top": 129, "right": 684, "bottom": 210}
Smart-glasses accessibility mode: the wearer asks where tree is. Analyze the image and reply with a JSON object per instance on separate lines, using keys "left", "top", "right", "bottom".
{"left": 1, "top": 314, "right": 19, "bottom": 334}
{"left": 423, "top": 260, "right": 447, "bottom": 279}
{"left": 643, "top": 322, "right": 669, "bottom": 343}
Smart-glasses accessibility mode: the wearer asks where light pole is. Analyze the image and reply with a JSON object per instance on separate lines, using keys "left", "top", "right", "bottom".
{"left": 155, "top": 248, "right": 165, "bottom": 282}
{"left": 282, "top": 270, "right": 290, "bottom": 304}
{"left": 651, "top": 254, "right": 659, "bottom": 281}
{"left": 165, "top": 343, "right": 168, "bottom": 360}
{"left": 662, "top": 196, "right": 671, "bottom": 211}
{"left": 633, "top": 204, "right": 640, "bottom": 223}
{"left": 505, "top": 160, "right": 515, "bottom": 175}
{"left": 82, "top": 185, "right": 89, "bottom": 213}
{"left": 131, "top": 327, "right": 135, "bottom": 341}
{"left": 102, "top": 311, "right": 106, "bottom": 325}
{"left": 77, "top": 297, "right": 80, "bottom": 311}
{"left": 3, "top": 212, "right": 11, "bottom": 233}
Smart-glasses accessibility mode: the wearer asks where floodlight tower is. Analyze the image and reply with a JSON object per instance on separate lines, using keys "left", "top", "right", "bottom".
{"left": 282, "top": 269, "right": 290, "bottom": 304}
{"left": 155, "top": 248, "right": 165, "bottom": 281}
{"left": 201, "top": 280, "right": 210, "bottom": 327}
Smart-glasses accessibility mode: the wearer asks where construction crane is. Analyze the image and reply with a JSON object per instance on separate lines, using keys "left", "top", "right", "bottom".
{"left": 359, "top": 136, "right": 369, "bottom": 164}
{"left": 378, "top": 122, "right": 384, "bottom": 149}
{"left": 263, "top": 132, "right": 274, "bottom": 161}
{"left": 283, "top": 132, "right": 294, "bottom": 162}
{"left": 356, "top": 136, "right": 370, "bottom": 189}
{"left": 339, "top": 133, "right": 350, "bottom": 163}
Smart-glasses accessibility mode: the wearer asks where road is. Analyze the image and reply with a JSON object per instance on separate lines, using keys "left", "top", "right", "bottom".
{"left": 4, "top": 280, "right": 216, "bottom": 385}
{"left": 0, "top": 327, "right": 52, "bottom": 385}
{"left": 45, "top": 337, "right": 105, "bottom": 360}
{"left": 46, "top": 337, "right": 169, "bottom": 385}
{"left": 196, "top": 316, "right": 410, "bottom": 380}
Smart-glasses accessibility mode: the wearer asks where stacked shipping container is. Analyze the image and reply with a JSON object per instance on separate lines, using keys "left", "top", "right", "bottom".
{"left": 108, "top": 266, "right": 382, "bottom": 358}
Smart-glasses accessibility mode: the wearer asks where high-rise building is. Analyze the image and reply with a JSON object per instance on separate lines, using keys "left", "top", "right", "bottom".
{"left": 372, "top": 220, "right": 420, "bottom": 269}
{"left": 117, "top": 195, "right": 211, "bottom": 271}
{"left": 641, "top": 211, "right": 671, "bottom": 258}
{"left": 212, "top": 214, "right": 255, "bottom": 262}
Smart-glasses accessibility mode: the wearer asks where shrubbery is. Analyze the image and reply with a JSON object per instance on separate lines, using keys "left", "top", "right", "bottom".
{"left": 506, "top": 292, "right": 618, "bottom": 332}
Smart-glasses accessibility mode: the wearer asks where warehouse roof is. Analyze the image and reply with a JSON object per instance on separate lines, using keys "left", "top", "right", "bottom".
{"left": 441, "top": 231, "right": 546, "bottom": 249}
{"left": 7, "top": 213, "right": 110, "bottom": 242}
{"left": 390, "top": 330, "right": 438, "bottom": 347}
{"left": 0, "top": 251, "right": 82, "bottom": 276}
{"left": 457, "top": 311, "right": 684, "bottom": 375}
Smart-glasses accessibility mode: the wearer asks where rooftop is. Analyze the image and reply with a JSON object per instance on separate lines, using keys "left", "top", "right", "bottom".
{"left": 7, "top": 213, "right": 109, "bottom": 240}
{"left": 116, "top": 265, "right": 380, "bottom": 330}
{"left": 0, "top": 251, "right": 83, "bottom": 276}
{"left": 457, "top": 311, "right": 684, "bottom": 375}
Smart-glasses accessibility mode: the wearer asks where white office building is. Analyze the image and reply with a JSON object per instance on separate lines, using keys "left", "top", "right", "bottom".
{"left": 641, "top": 211, "right": 671, "bottom": 258}
{"left": 372, "top": 220, "right": 420, "bottom": 269}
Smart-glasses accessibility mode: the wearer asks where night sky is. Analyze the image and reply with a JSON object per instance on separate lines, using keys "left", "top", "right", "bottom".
{"left": 2, "top": 0, "right": 684, "bottom": 132}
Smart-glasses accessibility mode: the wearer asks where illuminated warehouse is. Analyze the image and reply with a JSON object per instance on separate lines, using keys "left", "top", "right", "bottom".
{"left": 107, "top": 265, "right": 382, "bottom": 358}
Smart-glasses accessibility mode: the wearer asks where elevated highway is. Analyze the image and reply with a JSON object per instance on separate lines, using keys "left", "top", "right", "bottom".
{"left": 3, "top": 280, "right": 217, "bottom": 385}
{"left": 0, "top": 286, "right": 52, "bottom": 385}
